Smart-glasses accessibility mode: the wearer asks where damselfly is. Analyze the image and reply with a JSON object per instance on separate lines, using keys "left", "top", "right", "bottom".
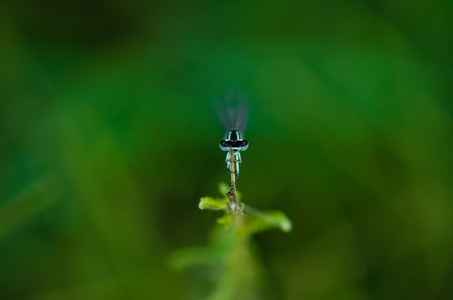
{"left": 220, "top": 129, "right": 248, "bottom": 179}
{"left": 217, "top": 92, "right": 249, "bottom": 213}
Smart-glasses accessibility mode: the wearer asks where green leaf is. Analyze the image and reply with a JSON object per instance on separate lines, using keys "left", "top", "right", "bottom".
{"left": 244, "top": 207, "right": 293, "bottom": 234}
{"left": 216, "top": 213, "right": 232, "bottom": 227}
{"left": 218, "top": 182, "right": 230, "bottom": 196}
{"left": 199, "top": 197, "right": 228, "bottom": 211}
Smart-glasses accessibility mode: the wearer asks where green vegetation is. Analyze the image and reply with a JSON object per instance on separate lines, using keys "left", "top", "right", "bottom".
{"left": 170, "top": 183, "right": 291, "bottom": 300}
{"left": 0, "top": 176, "right": 60, "bottom": 242}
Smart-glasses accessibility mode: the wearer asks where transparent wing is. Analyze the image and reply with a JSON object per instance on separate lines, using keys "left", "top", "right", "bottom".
{"left": 215, "top": 91, "right": 249, "bottom": 134}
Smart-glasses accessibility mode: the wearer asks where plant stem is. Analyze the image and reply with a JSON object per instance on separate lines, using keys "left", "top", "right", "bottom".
{"left": 230, "top": 148, "right": 236, "bottom": 190}
{"left": 227, "top": 148, "right": 242, "bottom": 213}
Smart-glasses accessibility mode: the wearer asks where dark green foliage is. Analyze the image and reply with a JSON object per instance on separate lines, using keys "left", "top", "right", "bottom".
{"left": 1, "top": 0, "right": 453, "bottom": 299}
{"left": 0, "top": 176, "right": 60, "bottom": 242}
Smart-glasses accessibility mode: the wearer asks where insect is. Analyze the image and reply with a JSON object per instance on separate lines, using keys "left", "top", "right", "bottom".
{"left": 219, "top": 129, "right": 248, "bottom": 180}
{"left": 217, "top": 92, "right": 249, "bottom": 213}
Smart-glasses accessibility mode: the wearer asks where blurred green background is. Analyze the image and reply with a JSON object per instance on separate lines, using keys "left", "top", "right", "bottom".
{"left": 1, "top": 0, "right": 453, "bottom": 299}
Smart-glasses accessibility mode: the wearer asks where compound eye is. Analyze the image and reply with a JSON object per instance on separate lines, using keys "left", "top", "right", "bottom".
{"left": 219, "top": 140, "right": 231, "bottom": 151}
{"left": 239, "top": 140, "right": 249, "bottom": 151}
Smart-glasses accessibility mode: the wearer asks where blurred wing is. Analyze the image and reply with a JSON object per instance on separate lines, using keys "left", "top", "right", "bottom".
{"left": 215, "top": 91, "right": 249, "bottom": 134}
